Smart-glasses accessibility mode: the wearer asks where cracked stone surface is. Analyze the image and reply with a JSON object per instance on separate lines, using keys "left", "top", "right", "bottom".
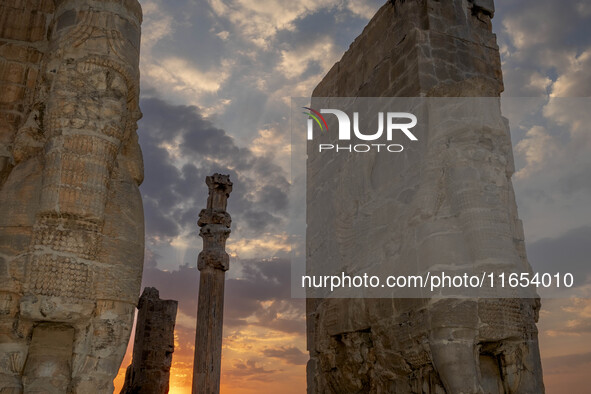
{"left": 307, "top": 1, "right": 545, "bottom": 393}
{"left": 0, "top": 0, "right": 144, "bottom": 392}
{"left": 121, "top": 288, "right": 178, "bottom": 394}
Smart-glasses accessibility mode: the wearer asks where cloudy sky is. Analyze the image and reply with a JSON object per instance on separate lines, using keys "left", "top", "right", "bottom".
{"left": 112, "top": 1, "right": 591, "bottom": 393}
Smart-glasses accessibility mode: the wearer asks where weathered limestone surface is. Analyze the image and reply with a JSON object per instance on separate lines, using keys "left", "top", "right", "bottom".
{"left": 307, "top": 1, "right": 544, "bottom": 393}
{"left": 192, "top": 174, "right": 232, "bottom": 394}
{"left": 121, "top": 287, "right": 178, "bottom": 394}
{"left": 0, "top": 0, "right": 144, "bottom": 392}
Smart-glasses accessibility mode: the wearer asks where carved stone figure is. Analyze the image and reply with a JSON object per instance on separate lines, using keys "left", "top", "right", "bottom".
{"left": 0, "top": 0, "right": 144, "bottom": 392}
{"left": 307, "top": 1, "right": 544, "bottom": 393}
{"left": 121, "top": 287, "right": 178, "bottom": 394}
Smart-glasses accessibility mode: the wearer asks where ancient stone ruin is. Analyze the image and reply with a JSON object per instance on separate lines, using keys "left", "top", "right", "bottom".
{"left": 307, "top": 1, "right": 544, "bottom": 393}
{"left": 0, "top": 0, "right": 144, "bottom": 392}
{"left": 121, "top": 287, "right": 178, "bottom": 394}
{"left": 192, "top": 174, "right": 233, "bottom": 394}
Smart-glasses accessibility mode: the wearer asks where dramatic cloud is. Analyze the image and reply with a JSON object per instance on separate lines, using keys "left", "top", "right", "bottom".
{"left": 346, "top": 1, "right": 383, "bottom": 19}
{"left": 552, "top": 49, "right": 591, "bottom": 97}
{"left": 505, "top": 97, "right": 591, "bottom": 242}
{"left": 514, "top": 126, "right": 559, "bottom": 179}
{"left": 140, "top": 1, "right": 174, "bottom": 50}
{"left": 278, "top": 40, "right": 339, "bottom": 80}
{"left": 144, "top": 56, "right": 233, "bottom": 95}
{"left": 262, "top": 346, "right": 308, "bottom": 365}
{"left": 225, "top": 359, "right": 277, "bottom": 380}
{"left": 138, "top": 97, "right": 290, "bottom": 261}
{"left": 140, "top": 257, "right": 303, "bottom": 333}
{"left": 208, "top": 0, "right": 343, "bottom": 48}
{"left": 495, "top": 0, "right": 591, "bottom": 97}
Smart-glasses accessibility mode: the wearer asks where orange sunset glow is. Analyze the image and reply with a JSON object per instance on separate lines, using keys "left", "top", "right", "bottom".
{"left": 113, "top": 299, "right": 591, "bottom": 393}
{"left": 114, "top": 320, "right": 307, "bottom": 393}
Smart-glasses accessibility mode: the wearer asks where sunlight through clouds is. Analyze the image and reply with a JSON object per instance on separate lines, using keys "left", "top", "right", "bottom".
{"left": 144, "top": 57, "right": 233, "bottom": 104}
{"left": 278, "top": 40, "right": 339, "bottom": 79}
{"left": 227, "top": 233, "right": 291, "bottom": 260}
{"left": 514, "top": 126, "right": 559, "bottom": 179}
{"left": 140, "top": 1, "right": 174, "bottom": 50}
{"left": 552, "top": 49, "right": 591, "bottom": 97}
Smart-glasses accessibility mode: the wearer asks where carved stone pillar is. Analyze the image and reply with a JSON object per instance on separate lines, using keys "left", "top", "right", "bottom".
{"left": 192, "top": 174, "right": 233, "bottom": 394}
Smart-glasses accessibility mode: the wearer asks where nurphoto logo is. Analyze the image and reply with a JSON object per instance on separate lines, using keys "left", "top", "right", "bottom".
{"left": 303, "top": 107, "right": 418, "bottom": 153}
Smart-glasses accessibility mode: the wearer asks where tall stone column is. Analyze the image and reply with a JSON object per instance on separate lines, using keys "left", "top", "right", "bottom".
{"left": 192, "top": 174, "right": 233, "bottom": 394}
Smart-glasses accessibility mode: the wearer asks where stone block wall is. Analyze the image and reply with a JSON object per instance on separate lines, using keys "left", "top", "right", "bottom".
{"left": 306, "top": 1, "right": 544, "bottom": 393}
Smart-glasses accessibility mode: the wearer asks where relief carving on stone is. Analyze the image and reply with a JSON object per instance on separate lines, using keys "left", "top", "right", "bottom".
{"left": 306, "top": 1, "right": 545, "bottom": 393}
{"left": 0, "top": 1, "right": 144, "bottom": 392}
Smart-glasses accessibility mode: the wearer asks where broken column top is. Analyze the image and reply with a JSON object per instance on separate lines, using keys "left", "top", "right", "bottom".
{"left": 197, "top": 174, "right": 232, "bottom": 271}
{"left": 121, "top": 286, "right": 178, "bottom": 394}
{"left": 199, "top": 174, "right": 233, "bottom": 230}
{"left": 138, "top": 287, "right": 163, "bottom": 307}
{"left": 205, "top": 173, "right": 232, "bottom": 211}
{"left": 136, "top": 287, "right": 178, "bottom": 317}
